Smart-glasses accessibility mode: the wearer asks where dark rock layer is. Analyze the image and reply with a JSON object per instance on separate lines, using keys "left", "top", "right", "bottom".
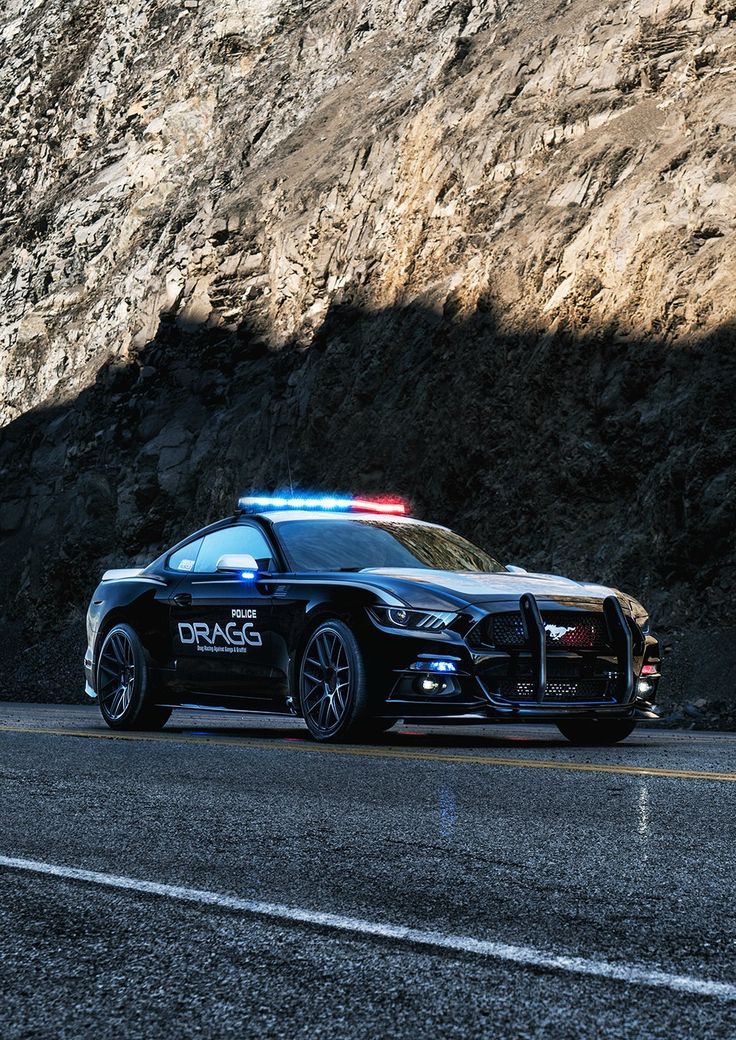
{"left": 1, "top": 304, "right": 735, "bottom": 705}
{"left": 1, "top": 0, "right": 735, "bottom": 706}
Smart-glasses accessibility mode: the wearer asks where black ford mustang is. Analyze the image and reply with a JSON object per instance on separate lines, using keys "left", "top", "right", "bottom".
{"left": 84, "top": 495, "right": 661, "bottom": 744}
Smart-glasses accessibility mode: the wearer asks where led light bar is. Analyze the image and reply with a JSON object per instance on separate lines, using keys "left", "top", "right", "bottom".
{"left": 427, "top": 660, "right": 458, "bottom": 673}
{"left": 350, "top": 497, "right": 408, "bottom": 514}
{"left": 409, "top": 658, "right": 459, "bottom": 673}
{"left": 238, "top": 494, "right": 408, "bottom": 515}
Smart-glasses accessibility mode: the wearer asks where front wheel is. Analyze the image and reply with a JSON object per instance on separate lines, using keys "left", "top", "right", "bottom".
{"left": 359, "top": 718, "right": 398, "bottom": 737}
{"left": 556, "top": 719, "right": 637, "bottom": 746}
{"left": 298, "top": 619, "right": 370, "bottom": 742}
{"left": 97, "top": 623, "right": 171, "bottom": 731}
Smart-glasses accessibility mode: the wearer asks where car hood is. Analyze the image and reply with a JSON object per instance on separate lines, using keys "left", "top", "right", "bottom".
{"left": 360, "top": 567, "right": 621, "bottom": 608}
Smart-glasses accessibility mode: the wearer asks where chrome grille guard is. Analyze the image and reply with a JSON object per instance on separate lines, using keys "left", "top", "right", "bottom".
{"left": 518, "top": 593, "right": 634, "bottom": 704}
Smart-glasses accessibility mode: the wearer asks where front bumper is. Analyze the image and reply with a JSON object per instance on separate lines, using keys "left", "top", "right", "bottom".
{"left": 369, "top": 593, "right": 661, "bottom": 723}
{"left": 83, "top": 646, "right": 97, "bottom": 699}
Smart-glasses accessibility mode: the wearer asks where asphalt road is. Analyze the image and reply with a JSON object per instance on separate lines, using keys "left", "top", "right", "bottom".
{"left": 2, "top": 704, "right": 736, "bottom": 1039}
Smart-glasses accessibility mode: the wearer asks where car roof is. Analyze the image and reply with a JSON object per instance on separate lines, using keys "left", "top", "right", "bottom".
{"left": 256, "top": 510, "right": 440, "bottom": 526}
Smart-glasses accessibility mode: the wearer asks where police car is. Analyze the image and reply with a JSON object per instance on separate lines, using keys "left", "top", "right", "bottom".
{"left": 84, "top": 495, "right": 661, "bottom": 744}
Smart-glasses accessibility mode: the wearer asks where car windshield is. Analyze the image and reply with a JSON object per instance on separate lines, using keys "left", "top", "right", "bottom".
{"left": 275, "top": 518, "right": 504, "bottom": 573}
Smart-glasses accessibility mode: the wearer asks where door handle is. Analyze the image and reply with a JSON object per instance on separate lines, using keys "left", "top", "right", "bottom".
{"left": 172, "top": 592, "right": 192, "bottom": 607}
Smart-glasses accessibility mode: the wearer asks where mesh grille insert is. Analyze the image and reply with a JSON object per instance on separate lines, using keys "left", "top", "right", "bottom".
{"left": 496, "top": 679, "right": 614, "bottom": 702}
{"left": 488, "top": 611, "right": 609, "bottom": 650}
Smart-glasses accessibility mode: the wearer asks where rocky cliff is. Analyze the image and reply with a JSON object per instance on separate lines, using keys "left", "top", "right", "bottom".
{"left": 1, "top": 0, "right": 735, "bottom": 707}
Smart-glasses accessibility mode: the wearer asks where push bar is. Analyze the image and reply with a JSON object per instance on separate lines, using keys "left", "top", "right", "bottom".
{"left": 602, "top": 595, "right": 634, "bottom": 702}
{"left": 518, "top": 593, "right": 634, "bottom": 704}
{"left": 519, "top": 593, "right": 546, "bottom": 703}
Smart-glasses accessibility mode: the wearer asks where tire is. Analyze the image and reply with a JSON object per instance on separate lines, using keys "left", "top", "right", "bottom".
{"left": 298, "top": 619, "right": 370, "bottom": 742}
{"left": 367, "top": 718, "right": 399, "bottom": 734}
{"left": 556, "top": 719, "right": 637, "bottom": 746}
{"left": 97, "top": 623, "right": 171, "bottom": 731}
{"left": 353, "top": 718, "right": 398, "bottom": 741}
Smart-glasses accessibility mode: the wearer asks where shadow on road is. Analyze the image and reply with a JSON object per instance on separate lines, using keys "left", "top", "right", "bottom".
{"left": 161, "top": 722, "right": 647, "bottom": 751}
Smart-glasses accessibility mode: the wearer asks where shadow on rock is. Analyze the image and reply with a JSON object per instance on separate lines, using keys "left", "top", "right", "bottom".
{"left": 0, "top": 302, "right": 734, "bottom": 702}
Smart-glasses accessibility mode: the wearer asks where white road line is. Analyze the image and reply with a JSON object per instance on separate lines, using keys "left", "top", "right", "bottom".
{"left": 1, "top": 854, "right": 734, "bottom": 1001}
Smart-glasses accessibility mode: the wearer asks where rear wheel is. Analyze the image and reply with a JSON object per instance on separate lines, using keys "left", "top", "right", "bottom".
{"left": 556, "top": 719, "right": 636, "bottom": 746}
{"left": 97, "top": 623, "right": 171, "bottom": 731}
{"left": 298, "top": 620, "right": 370, "bottom": 742}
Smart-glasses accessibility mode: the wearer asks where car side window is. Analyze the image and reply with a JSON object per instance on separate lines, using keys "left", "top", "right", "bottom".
{"left": 168, "top": 538, "right": 204, "bottom": 573}
{"left": 193, "top": 525, "right": 274, "bottom": 574}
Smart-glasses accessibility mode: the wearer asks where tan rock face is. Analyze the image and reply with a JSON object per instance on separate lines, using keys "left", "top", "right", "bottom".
{"left": 2, "top": 0, "right": 734, "bottom": 421}
{"left": 0, "top": 0, "right": 735, "bottom": 700}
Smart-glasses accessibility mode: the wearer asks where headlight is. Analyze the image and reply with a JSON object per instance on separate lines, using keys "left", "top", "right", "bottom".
{"left": 371, "top": 607, "right": 456, "bottom": 630}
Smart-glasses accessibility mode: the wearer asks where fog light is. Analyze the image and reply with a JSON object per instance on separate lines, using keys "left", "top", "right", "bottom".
{"left": 637, "top": 679, "right": 653, "bottom": 697}
{"left": 411, "top": 675, "right": 457, "bottom": 696}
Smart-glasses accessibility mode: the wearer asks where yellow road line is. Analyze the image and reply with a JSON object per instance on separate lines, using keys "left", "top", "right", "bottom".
{"left": 1, "top": 724, "right": 735, "bottom": 781}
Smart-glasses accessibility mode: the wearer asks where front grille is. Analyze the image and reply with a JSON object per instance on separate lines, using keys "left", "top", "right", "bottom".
{"left": 486, "top": 611, "right": 608, "bottom": 650}
{"left": 544, "top": 613, "right": 608, "bottom": 650}
{"left": 496, "top": 678, "right": 614, "bottom": 702}
{"left": 490, "top": 612, "right": 527, "bottom": 647}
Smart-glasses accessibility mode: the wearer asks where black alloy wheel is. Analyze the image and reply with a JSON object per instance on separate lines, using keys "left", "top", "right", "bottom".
{"left": 299, "top": 620, "right": 369, "bottom": 741}
{"left": 97, "top": 623, "right": 171, "bottom": 730}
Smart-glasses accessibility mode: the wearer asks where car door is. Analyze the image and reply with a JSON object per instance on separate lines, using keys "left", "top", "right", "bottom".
{"left": 168, "top": 522, "right": 284, "bottom": 703}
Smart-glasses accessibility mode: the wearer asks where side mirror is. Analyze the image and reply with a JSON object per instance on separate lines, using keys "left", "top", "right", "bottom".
{"left": 505, "top": 564, "right": 528, "bottom": 574}
{"left": 216, "top": 553, "right": 261, "bottom": 577}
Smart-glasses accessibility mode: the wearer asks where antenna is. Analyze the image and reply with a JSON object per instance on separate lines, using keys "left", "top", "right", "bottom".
{"left": 286, "top": 444, "right": 294, "bottom": 495}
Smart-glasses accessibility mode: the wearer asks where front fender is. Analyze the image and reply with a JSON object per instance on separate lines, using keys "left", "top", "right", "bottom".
{"left": 84, "top": 576, "right": 170, "bottom": 693}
